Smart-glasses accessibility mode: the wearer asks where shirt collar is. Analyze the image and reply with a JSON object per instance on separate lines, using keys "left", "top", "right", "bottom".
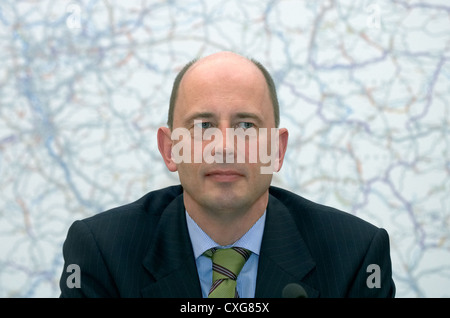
{"left": 185, "top": 210, "right": 266, "bottom": 259}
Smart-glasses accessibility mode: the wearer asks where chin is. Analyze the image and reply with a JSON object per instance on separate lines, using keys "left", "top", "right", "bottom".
{"left": 203, "top": 191, "right": 247, "bottom": 210}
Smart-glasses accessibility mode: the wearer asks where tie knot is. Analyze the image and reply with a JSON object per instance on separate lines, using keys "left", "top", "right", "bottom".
{"left": 207, "top": 247, "right": 251, "bottom": 279}
{"left": 204, "top": 247, "right": 251, "bottom": 298}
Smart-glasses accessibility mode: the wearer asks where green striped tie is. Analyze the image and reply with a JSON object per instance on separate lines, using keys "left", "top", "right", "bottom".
{"left": 204, "top": 247, "right": 251, "bottom": 298}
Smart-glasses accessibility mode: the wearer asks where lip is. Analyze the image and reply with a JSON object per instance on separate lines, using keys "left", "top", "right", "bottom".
{"left": 205, "top": 169, "right": 244, "bottom": 182}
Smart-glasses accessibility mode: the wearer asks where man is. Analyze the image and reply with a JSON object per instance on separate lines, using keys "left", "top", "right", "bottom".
{"left": 59, "top": 51, "right": 396, "bottom": 298}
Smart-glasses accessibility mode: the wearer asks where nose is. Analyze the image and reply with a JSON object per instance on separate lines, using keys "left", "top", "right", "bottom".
{"left": 210, "top": 124, "right": 236, "bottom": 163}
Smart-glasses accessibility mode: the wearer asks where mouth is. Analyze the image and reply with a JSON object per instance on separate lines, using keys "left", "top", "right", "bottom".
{"left": 205, "top": 169, "right": 244, "bottom": 182}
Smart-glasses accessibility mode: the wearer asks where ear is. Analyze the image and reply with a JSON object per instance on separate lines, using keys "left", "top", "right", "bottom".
{"left": 273, "top": 128, "right": 289, "bottom": 172}
{"left": 157, "top": 127, "right": 178, "bottom": 172}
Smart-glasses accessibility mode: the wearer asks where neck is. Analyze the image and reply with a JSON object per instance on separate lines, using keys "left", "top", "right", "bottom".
{"left": 184, "top": 192, "right": 268, "bottom": 246}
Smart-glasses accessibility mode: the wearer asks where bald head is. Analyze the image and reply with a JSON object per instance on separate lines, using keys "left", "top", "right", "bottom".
{"left": 167, "top": 51, "right": 280, "bottom": 130}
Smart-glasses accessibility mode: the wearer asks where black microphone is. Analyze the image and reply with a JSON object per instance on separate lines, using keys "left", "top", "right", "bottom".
{"left": 282, "top": 283, "right": 308, "bottom": 298}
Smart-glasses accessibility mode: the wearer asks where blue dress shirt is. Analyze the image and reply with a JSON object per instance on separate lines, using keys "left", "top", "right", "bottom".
{"left": 185, "top": 211, "right": 266, "bottom": 298}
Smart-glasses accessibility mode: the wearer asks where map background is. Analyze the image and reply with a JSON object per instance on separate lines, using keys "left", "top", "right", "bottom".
{"left": 0, "top": 0, "right": 449, "bottom": 297}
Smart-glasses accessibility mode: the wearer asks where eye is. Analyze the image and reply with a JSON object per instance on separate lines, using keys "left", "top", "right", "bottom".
{"left": 194, "top": 121, "right": 213, "bottom": 129}
{"left": 236, "top": 122, "right": 254, "bottom": 130}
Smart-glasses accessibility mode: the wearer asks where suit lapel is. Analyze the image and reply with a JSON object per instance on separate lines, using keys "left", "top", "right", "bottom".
{"left": 141, "top": 193, "right": 202, "bottom": 298}
{"left": 255, "top": 194, "right": 319, "bottom": 298}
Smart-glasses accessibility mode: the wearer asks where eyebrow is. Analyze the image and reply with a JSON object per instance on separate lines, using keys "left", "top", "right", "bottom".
{"left": 183, "top": 112, "right": 216, "bottom": 126}
{"left": 233, "top": 112, "right": 264, "bottom": 125}
{"left": 182, "top": 111, "right": 264, "bottom": 126}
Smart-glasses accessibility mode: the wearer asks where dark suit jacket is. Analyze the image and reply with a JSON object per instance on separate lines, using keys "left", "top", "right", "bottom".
{"left": 59, "top": 185, "right": 395, "bottom": 298}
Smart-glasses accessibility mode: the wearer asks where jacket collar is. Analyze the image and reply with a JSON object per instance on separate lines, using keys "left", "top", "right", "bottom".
{"left": 140, "top": 187, "right": 318, "bottom": 298}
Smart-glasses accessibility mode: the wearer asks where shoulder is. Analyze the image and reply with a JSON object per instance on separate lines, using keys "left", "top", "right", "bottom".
{"left": 84, "top": 185, "right": 183, "bottom": 223}
{"left": 69, "top": 185, "right": 183, "bottom": 241}
{"left": 63, "top": 185, "right": 184, "bottom": 266}
{"left": 268, "top": 185, "right": 382, "bottom": 238}
{"left": 268, "top": 186, "right": 392, "bottom": 269}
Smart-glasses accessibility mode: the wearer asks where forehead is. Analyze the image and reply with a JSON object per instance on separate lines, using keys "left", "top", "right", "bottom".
{"left": 174, "top": 55, "right": 273, "bottom": 123}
